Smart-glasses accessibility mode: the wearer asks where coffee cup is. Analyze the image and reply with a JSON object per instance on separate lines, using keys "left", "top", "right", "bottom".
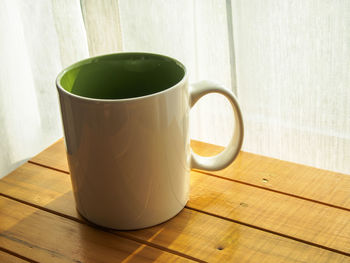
{"left": 56, "top": 52, "right": 244, "bottom": 230}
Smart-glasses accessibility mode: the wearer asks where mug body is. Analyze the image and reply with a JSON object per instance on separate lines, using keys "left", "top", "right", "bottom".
{"left": 57, "top": 53, "right": 190, "bottom": 229}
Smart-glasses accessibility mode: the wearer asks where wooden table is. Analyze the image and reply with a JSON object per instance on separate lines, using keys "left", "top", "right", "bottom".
{"left": 1, "top": 139, "right": 350, "bottom": 262}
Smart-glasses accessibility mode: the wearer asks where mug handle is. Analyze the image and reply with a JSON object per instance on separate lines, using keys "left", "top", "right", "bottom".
{"left": 190, "top": 80, "right": 244, "bottom": 171}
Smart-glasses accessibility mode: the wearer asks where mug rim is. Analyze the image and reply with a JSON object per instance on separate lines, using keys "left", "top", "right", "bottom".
{"left": 56, "top": 52, "right": 188, "bottom": 102}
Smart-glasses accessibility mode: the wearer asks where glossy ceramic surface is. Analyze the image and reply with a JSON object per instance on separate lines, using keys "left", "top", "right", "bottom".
{"left": 60, "top": 53, "right": 185, "bottom": 99}
{"left": 56, "top": 52, "right": 243, "bottom": 230}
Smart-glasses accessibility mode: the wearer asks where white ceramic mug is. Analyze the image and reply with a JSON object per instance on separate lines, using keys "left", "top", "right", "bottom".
{"left": 56, "top": 52, "right": 244, "bottom": 230}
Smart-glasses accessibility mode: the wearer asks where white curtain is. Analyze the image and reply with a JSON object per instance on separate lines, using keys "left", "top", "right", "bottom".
{"left": 1, "top": 0, "right": 349, "bottom": 178}
{"left": 232, "top": 0, "right": 350, "bottom": 173}
{"left": 0, "top": 0, "right": 88, "bottom": 178}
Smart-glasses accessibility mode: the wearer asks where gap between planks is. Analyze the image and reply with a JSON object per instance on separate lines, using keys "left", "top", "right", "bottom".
{"left": 29, "top": 159, "right": 350, "bottom": 214}
{"left": 2, "top": 164, "right": 350, "bottom": 259}
{"left": 0, "top": 193, "right": 204, "bottom": 263}
{"left": 0, "top": 246, "right": 37, "bottom": 263}
{"left": 186, "top": 206, "right": 350, "bottom": 257}
{"left": 194, "top": 169, "right": 350, "bottom": 213}
{"left": 30, "top": 138, "right": 350, "bottom": 212}
{"left": 25, "top": 139, "right": 350, "bottom": 258}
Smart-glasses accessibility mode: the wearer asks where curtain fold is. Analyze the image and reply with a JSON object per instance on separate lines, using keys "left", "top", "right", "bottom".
{"left": 232, "top": 0, "right": 350, "bottom": 173}
{"left": 80, "top": 0, "right": 123, "bottom": 56}
{"left": 118, "top": 0, "right": 235, "bottom": 147}
{"left": 0, "top": 0, "right": 88, "bottom": 178}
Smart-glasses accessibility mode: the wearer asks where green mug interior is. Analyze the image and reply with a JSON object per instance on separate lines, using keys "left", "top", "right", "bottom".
{"left": 58, "top": 53, "right": 186, "bottom": 100}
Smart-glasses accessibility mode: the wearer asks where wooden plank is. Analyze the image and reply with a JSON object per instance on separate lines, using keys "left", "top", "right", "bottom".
{"left": 32, "top": 139, "right": 350, "bottom": 210}
{"left": 190, "top": 171, "right": 350, "bottom": 253}
{"left": 1, "top": 163, "right": 349, "bottom": 262}
{"left": 0, "top": 196, "right": 191, "bottom": 263}
{"left": 29, "top": 141, "right": 350, "bottom": 254}
{"left": 190, "top": 140, "right": 350, "bottom": 209}
{"left": 0, "top": 250, "right": 29, "bottom": 263}
{"left": 31, "top": 138, "right": 68, "bottom": 172}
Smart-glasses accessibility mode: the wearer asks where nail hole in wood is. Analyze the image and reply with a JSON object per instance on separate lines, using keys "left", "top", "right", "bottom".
{"left": 239, "top": 202, "right": 248, "bottom": 207}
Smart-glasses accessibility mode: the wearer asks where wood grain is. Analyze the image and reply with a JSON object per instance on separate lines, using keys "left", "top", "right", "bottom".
{"left": 190, "top": 140, "right": 350, "bottom": 209}
{"left": 29, "top": 139, "right": 350, "bottom": 252}
{"left": 30, "top": 138, "right": 68, "bottom": 172}
{"left": 0, "top": 196, "right": 191, "bottom": 263}
{"left": 1, "top": 163, "right": 349, "bottom": 262}
{"left": 0, "top": 250, "right": 29, "bottom": 263}
{"left": 189, "top": 171, "right": 350, "bottom": 254}
{"left": 32, "top": 139, "right": 350, "bottom": 210}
